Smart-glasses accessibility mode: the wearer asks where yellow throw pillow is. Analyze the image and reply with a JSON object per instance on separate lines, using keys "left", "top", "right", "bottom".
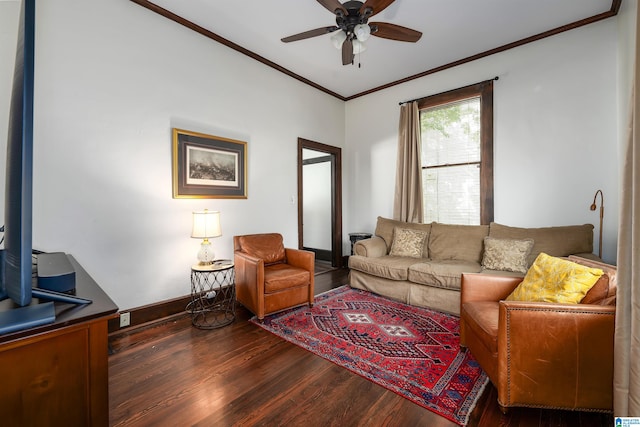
{"left": 506, "top": 252, "right": 604, "bottom": 304}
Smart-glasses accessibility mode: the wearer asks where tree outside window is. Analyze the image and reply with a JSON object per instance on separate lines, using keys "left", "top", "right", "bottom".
{"left": 418, "top": 81, "right": 494, "bottom": 225}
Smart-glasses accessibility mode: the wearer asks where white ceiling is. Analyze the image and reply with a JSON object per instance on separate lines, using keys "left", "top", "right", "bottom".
{"left": 139, "top": 0, "right": 616, "bottom": 99}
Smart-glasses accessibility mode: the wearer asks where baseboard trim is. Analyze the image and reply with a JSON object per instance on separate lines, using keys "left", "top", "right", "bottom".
{"left": 108, "top": 266, "right": 351, "bottom": 334}
{"left": 108, "top": 294, "right": 191, "bottom": 334}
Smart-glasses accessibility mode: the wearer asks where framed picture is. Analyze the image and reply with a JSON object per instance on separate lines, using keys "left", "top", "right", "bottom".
{"left": 172, "top": 128, "right": 247, "bottom": 199}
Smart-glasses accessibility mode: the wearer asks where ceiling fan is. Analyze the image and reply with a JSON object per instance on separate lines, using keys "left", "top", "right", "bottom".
{"left": 281, "top": 0, "right": 422, "bottom": 66}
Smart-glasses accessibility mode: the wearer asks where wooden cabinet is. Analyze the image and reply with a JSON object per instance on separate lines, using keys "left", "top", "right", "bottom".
{"left": 0, "top": 255, "right": 118, "bottom": 427}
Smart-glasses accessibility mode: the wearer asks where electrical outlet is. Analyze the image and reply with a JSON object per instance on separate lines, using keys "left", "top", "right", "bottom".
{"left": 120, "top": 312, "right": 131, "bottom": 328}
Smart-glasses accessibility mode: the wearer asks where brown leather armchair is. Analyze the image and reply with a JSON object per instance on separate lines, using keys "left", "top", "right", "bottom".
{"left": 460, "top": 257, "right": 616, "bottom": 413}
{"left": 234, "top": 233, "right": 314, "bottom": 320}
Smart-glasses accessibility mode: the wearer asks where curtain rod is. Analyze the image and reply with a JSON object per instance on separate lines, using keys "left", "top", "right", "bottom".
{"left": 399, "top": 76, "right": 499, "bottom": 106}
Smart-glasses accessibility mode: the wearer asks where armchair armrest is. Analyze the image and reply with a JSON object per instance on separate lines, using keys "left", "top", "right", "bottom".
{"left": 285, "top": 248, "right": 315, "bottom": 302}
{"left": 234, "top": 251, "right": 265, "bottom": 313}
{"left": 285, "top": 248, "right": 314, "bottom": 271}
{"left": 460, "top": 273, "right": 523, "bottom": 305}
{"left": 497, "top": 301, "right": 615, "bottom": 411}
{"left": 353, "top": 236, "right": 387, "bottom": 258}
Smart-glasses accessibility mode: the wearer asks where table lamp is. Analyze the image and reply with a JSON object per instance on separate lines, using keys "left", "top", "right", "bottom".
{"left": 191, "top": 209, "right": 221, "bottom": 265}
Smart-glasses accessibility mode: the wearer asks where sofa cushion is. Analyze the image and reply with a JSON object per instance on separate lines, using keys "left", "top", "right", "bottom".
{"left": 348, "top": 255, "right": 418, "bottom": 281}
{"left": 481, "top": 237, "right": 534, "bottom": 274}
{"left": 389, "top": 227, "right": 428, "bottom": 258}
{"left": 428, "top": 223, "right": 489, "bottom": 263}
{"left": 375, "top": 216, "right": 431, "bottom": 256}
{"left": 506, "top": 253, "right": 603, "bottom": 304}
{"left": 489, "top": 222, "right": 594, "bottom": 267}
{"left": 409, "top": 260, "right": 482, "bottom": 291}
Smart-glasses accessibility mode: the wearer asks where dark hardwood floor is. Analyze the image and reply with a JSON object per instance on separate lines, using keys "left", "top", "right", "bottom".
{"left": 108, "top": 267, "right": 612, "bottom": 426}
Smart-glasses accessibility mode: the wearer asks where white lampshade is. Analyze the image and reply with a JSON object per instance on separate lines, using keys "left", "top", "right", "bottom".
{"left": 352, "top": 39, "right": 367, "bottom": 54}
{"left": 354, "top": 24, "right": 371, "bottom": 42}
{"left": 331, "top": 30, "right": 347, "bottom": 49}
{"left": 191, "top": 209, "right": 221, "bottom": 265}
{"left": 191, "top": 209, "right": 221, "bottom": 239}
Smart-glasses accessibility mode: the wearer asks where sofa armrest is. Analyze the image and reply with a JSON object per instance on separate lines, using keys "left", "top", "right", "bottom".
{"left": 353, "top": 236, "right": 387, "bottom": 257}
{"left": 497, "top": 301, "right": 614, "bottom": 411}
{"left": 460, "top": 273, "right": 523, "bottom": 305}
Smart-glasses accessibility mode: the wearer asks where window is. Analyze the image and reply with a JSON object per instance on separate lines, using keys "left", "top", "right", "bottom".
{"left": 418, "top": 81, "right": 494, "bottom": 225}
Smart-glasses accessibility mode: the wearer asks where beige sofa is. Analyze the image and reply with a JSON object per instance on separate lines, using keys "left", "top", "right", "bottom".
{"left": 348, "top": 216, "right": 597, "bottom": 315}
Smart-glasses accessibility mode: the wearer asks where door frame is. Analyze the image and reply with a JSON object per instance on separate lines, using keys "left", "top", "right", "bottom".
{"left": 297, "top": 138, "right": 343, "bottom": 268}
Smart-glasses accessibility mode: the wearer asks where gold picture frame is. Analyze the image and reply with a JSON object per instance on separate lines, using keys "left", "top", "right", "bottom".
{"left": 172, "top": 128, "right": 247, "bottom": 199}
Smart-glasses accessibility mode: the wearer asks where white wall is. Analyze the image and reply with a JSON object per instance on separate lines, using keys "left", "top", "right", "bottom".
{"left": 0, "top": 0, "right": 345, "bottom": 310}
{"left": 344, "top": 17, "right": 622, "bottom": 265}
{"left": 1, "top": 0, "right": 629, "bottom": 311}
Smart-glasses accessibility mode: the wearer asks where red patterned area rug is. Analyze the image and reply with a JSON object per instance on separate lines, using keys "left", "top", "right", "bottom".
{"left": 250, "top": 286, "right": 489, "bottom": 426}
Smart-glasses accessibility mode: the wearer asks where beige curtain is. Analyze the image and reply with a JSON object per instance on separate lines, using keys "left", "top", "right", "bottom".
{"left": 393, "top": 101, "right": 423, "bottom": 222}
{"left": 614, "top": 4, "right": 640, "bottom": 416}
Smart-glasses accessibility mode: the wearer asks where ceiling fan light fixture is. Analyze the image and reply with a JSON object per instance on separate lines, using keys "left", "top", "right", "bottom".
{"left": 281, "top": 0, "right": 422, "bottom": 66}
{"left": 352, "top": 38, "right": 366, "bottom": 54}
{"left": 331, "top": 30, "right": 347, "bottom": 49}
{"left": 354, "top": 24, "right": 371, "bottom": 42}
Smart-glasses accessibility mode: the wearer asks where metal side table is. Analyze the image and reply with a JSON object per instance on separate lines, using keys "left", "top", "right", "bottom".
{"left": 188, "top": 261, "right": 235, "bottom": 329}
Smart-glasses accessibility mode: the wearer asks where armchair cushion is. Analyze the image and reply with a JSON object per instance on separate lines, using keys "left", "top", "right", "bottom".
{"left": 237, "top": 233, "right": 286, "bottom": 265}
{"left": 264, "top": 264, "right": 311, "bottom": 293}
{"left": 569, "top": 255, "right": 617, "bottom": 305}
{"left": 461, "top": 301, "right": 499, "bottom": 355}
{"left": 506, "top": 253, "right": 603, "bottom": 304}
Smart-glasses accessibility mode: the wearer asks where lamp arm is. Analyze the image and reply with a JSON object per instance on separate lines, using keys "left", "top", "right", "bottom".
{"left": 589, "top": 190, "right": 604, "bottom": 259}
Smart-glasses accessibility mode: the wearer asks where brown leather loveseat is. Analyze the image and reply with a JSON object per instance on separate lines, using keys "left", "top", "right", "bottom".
{"left": 459, "top": 256, "right": 616, "bottom": 413}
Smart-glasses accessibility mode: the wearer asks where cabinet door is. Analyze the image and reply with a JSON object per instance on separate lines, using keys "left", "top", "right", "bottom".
{"left": 0, "top": 328, "right": 90, "bottom": 426}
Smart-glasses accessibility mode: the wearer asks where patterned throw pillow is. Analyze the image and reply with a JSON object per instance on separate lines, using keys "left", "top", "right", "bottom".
{"left": 481, "top": 237, "right": 534, "bottom": 273}
{"left": 389, "top": 227, "right": 428, "bottom": 258}
{"left": 506, "top": 252, "right": 604, "bottom": 304}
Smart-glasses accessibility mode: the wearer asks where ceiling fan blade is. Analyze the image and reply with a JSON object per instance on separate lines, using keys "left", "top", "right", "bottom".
{"left": 317, "top": 0, "right": 347, "bottom": 15}
{"left": 359, "top": 0, "right": 396, "bottom": 17}
{"left": 281, "top": 26, "right": 339, "bottom": 43}
{"left": 342, "top": 39, "right": 353, "bottom": 65}
{"left": 371, "top": 22, "right": 422, "bottom": 42}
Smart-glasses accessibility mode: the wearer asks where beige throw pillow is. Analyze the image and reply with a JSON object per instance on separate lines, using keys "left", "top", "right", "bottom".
{"left": 482, "top": 237, "right": 534, "bottom": 273}
{"left": 389, "top": 227, "right": 427, "bottom": 258}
